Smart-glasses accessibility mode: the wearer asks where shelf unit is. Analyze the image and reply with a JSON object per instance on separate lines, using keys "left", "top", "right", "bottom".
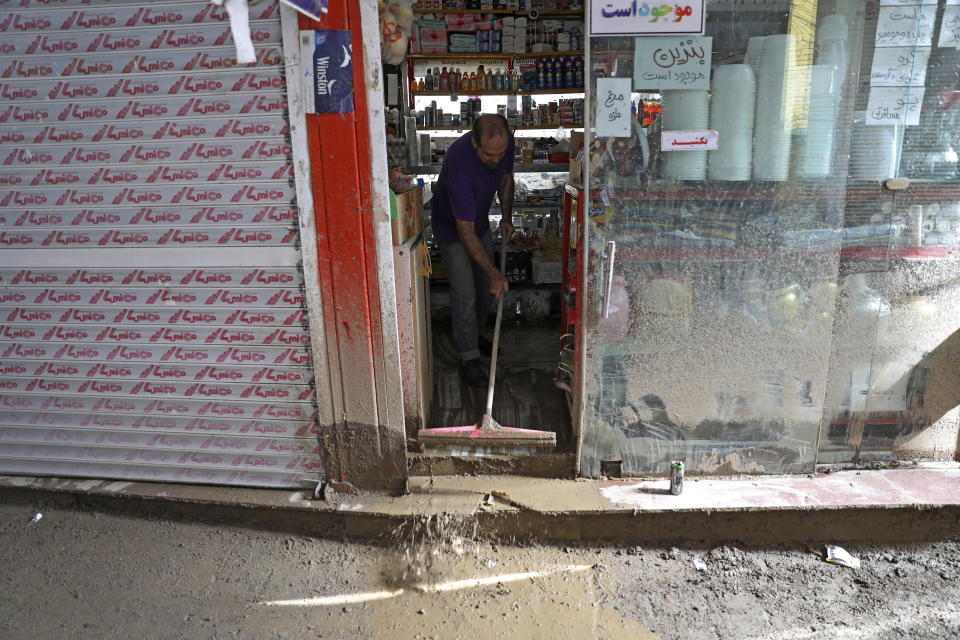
{"left": 415, "top": 125, "right": 582, "bottom": 132}
{"left": 412, "top": 8, "right": 584, "bottom": 15}
{"left": 412, "top": 88, "right": 583, "bottom": 96}
{"left": 409, "top": 163, "right": 570, "bottom": 174}
{"left": 409, "top": 50, "right": 583, "bottom": 60}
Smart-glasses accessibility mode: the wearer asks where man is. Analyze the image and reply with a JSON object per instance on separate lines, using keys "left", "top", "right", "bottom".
{"left": 431, "top": 114, "right": 516, "bottom": 388}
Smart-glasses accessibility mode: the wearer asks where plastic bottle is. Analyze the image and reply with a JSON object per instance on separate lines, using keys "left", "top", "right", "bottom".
{"left": 425, "top": 68, "right": 433, "bottom": 91}
{"left": 450, "top": 68, "right": 459, "bottom": 93}
{"left": 574, "top": 57, "right": 583, "bottom": 88}
{"left": 410, "top": 76, "right": 418, "bottom": 94}
{"left": 477, "top": 65, "right": 486, "bottom": 91}
{"left": 439, "top": 66, "right": 449, "bottom": 91}
{"left": 536, "top": 58, "right": 545, "bottom": 90}
{"left": 564, "top": 57, "right": 574, "bottom": 89}
{"left": 417, "top": 77, "right": 424, "bottom": 92}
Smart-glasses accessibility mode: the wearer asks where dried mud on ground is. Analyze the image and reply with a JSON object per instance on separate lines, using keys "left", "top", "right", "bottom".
{"left": 1, "top": 503, "right": 959, "bottom": 639}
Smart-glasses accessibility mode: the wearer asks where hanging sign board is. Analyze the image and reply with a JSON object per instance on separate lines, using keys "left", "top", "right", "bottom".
{"left": 591, "top": 0, "right": 705, "bottom": 36}
{"left": 300, "top": 30, "right": 354, "bottom": 114}
{"left": 594, "top": 78, "right": 633, "bottom": 138}
{"left": 633, "top": 36, "right": 711, "bottom": 90}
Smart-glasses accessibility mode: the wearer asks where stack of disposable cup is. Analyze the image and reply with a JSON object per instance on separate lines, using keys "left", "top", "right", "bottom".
{"left": 744, "top": 35, "right": 768, "bottom": 76}
{"left": 661, "top": 90, "right": 709, "bottom": 180}
{"left": 708, "top": 64, "right": 755, "bottom": 181}
{"left": 813, "top": 14, "right": 850, "bottom": 107}
{"left": 752, "top": 34, "right": 796, "bottom": 181}
{"left": 850, "top": 111, "right": 902, "bottom": 180}
{"left": 795, "top": 65, "right": 838, "bottom": 178}
{"left": 404, "top": 116, "right": 419, "bottom": 167}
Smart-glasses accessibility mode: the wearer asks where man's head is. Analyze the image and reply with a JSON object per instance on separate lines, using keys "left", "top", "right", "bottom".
{"left": 471, "top": 114, "right": 510, "bottom": 170}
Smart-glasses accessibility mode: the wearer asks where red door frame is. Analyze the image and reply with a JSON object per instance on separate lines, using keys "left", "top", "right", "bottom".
{"left": 299, "top": 1, "right": 406, "bottom": 493}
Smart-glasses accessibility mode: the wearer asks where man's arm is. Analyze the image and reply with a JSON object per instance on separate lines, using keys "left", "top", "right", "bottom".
{"left": 456, "top": 219, "right": 509, "bottom": 298}
{"left": 498, "top": 172, "right": 515, "bottom": 241}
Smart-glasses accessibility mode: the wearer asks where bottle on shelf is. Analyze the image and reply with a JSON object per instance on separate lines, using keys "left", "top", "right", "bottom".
{"left": 411, "top": 76, "right": 419, "bottom": 93}
{"left": 468, "top": 71, "right": 477, "bottom": 91}
{"left": 574, "top": 57, "right": 583, "bottom": 88}
{"left": 476, "top": 65, "right": 486, "bottom": 91}
{"left": 536, "top": 58, "right": 545, "bottom": 90}
{"left": 425, "top": 68, "right": 433, "bottom": 90}
{"left": 439, "top": 66, "right": 449, "bottom": 91}
{"left": 451, "top": 68, "right": 460, "bottom": 93}
{"left": 417, "top": 77, "right": 425, "bottom": 91}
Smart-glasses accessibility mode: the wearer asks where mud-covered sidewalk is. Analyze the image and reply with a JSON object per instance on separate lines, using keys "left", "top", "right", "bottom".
{"left": 2, "top": 464, "right": 959, "bottom": 545}
{"left": 1, "top": 501, "right": 959, "bottom": 640}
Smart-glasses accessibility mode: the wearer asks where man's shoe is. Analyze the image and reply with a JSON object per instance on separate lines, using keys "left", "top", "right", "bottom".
{"left": 459, "top": 358, "right": 489, "bottom": 388}
{"left": 478, "top": 336, "right": 493, "bottom": 357}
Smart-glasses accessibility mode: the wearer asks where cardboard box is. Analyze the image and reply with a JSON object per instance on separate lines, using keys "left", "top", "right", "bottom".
{"left": 568, "top": 130, "right": 584, "bottom": 186}
{"left": 391, "top": 185, "right": 424, "bottom": 245}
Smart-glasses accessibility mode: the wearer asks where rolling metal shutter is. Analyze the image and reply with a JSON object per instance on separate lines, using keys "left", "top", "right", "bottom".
{"left": 0, "top": 0, "right": 324, "bottom": 489}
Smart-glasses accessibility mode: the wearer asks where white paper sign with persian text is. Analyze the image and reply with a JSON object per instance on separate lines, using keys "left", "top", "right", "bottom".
{"left": 633, "top": 36, "right": 711, "bottom": 90}
{"left": 866, "top": 87, "right": 925, "bottom": 126}
{"left": 878, "top": 0, "right": 938, "bottom": 5}
{"left": 939, "top": 6, "right": 960, "bottom": 48}
{"left": 661, "top": 130, "right": 717, "bottom": 151}
{"left": 595, "top": 78, "right": 633, "bottom": 138}
{"left": 591, "top": 0, "right": 705, "bottom": 36}
{"left": 879, "top": 0, "right": 960, "bottom": 4}
{"left": 875, "top": 5, "right": 935, "bottom": 47}
{"left": 870, "top": 46, "right": 930, "bottom": 86}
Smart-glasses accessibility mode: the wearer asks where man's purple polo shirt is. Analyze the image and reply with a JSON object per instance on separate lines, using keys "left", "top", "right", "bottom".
{"left": 431, "top": 131, "right": 515, "bottom": 245}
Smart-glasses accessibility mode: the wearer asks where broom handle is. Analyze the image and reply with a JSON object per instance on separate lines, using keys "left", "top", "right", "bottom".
{"left": 485, "top": 240, "right": 508, "bottom": 415}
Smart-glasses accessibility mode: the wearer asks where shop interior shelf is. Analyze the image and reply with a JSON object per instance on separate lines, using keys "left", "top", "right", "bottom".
{"left": 410, "top": 163, "right": 569, "bottom": 174}
{"left": 412, "top": 8, "right": 583, "bottom": 15}
{"left": 416, "top": 125, "right": 582, "bottom": 131}
{"left": 409, "top": 50, "right": 584, "bottom": 59}
{"left": 412, "top": 89, "right": 584, "bottom": 96}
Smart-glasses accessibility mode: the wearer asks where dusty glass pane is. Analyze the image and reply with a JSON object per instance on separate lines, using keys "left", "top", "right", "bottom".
{"left": 579, "top": 2, "right": 870, "bottom": 476}
{"left": 818, "top": 1, "right": 960, "bottom": 464}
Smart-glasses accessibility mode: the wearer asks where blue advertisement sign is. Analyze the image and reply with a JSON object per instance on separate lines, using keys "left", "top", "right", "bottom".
{"left": 301, "top": 30, "right": 354, "bottom": 114}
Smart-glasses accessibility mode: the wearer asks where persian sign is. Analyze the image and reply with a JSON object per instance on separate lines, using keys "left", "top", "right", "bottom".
{"left": 866, "top": 86, "right": 925, "bottom": 126}
{"left": 938, "top": 6, "right": 960, "bottom": 48}
{"left": 594, "top": 78, "right": 632, "bottom": 138}
{"left": 870, "top": 46, "right": 930, "bottom": 86}
{"left": 661, "top": 130, "right": 717, "bottom": 151}
{"left": 591, "top": 0, "right": 705, "bottom": 36}
{"left": 875, "top": 5, "right": 935, "bottom": 47}
{"left": 633, "top": 36, "right": 711, "bottom": 90}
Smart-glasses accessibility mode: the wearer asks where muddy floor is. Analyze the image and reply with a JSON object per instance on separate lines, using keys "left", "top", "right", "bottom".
{"left": 1, "top": 502, "right": 958, "bottom": 639}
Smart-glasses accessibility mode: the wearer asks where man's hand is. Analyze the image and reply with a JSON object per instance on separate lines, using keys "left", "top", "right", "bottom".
{"left": 489, "top": 269, "right": 509, "bottom": 299}
{"left": 499, "top": 218, "right": 515, "bottom": 243}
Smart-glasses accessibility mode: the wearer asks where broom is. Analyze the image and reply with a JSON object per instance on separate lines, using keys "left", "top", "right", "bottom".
{"left": 418, "top": 239, "right": 557, "bottom": 449}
